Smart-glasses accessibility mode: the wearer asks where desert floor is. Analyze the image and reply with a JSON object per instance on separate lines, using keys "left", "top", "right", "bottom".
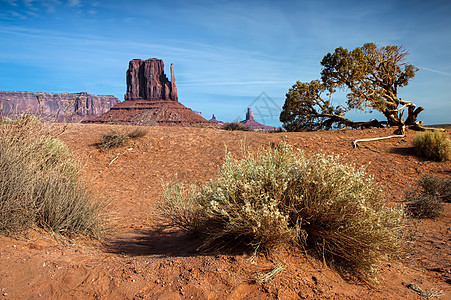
{"left": 0, "top": 124, "right": 450, "bottom": 299}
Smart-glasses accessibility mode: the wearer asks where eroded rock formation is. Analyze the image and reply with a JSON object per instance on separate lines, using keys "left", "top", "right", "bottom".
{"left": 0, "top": 91, "right": 120, "bottom": 122}
{"left": 124, "top": 58, "right": 178, "bottom": 101}
{"left": 91, "top": 58, "right": 210, "bottom": 126}
{"left": 241, "top": 108, "right": 277, "bottom": 131}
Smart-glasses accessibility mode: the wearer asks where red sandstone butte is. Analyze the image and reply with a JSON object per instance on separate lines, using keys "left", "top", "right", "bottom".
{"left": 92, "top": 58, "right": 210, "bottom": 126}
{"left": 241, "top": 108, "right": 277, "bottom": 131}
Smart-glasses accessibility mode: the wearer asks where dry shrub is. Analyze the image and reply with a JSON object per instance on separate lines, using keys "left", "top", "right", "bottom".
{"left": 405, "top": 174, "right": 449, "bottom": 218}
{"left": 0, "top": 115, "right": 105, "bottom": 238}
{"left": 221, "top": 122, "right": 249, "bottom": 131}
{"left": 158, "top": 143, "right": 405, "bottom": 277}
{"left": 126, "top": 128, "right": 147, "bottom": 139}
{"left": 413, "top": 130, "right": 451, "bottom": 161}
{"left": 96, "top": 128, "right": 147, "bottom": 151}
{"left": 405, "top": 193, "right": 443, "bottom": 219}
{"left": 418, "top": 174, "right": 451, "bottom": 203}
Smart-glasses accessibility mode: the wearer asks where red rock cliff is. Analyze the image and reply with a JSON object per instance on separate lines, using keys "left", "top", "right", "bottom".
{"left": 124, "top": 58, "right": 178, "bottom": 101}
{"left": 0, "top": 91, "right": 120, "bottom": 122}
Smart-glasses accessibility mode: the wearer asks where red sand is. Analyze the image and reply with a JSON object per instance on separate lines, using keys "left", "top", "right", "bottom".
{"left": 0, "top": 124, "right": 449, "bottom": 299}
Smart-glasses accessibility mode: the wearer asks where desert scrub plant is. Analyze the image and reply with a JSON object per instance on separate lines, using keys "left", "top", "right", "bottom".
{"left": 413, "top": 130, "right": 451, "bottom": 161}
{"left": 221, "top": 122, "right": 249, "bottom": 131}
{"left": 405, "top": 174, "right": 450, "bottom": 218}
{"left": 0, "top": 115, "right": 105, "bottom": 238}
{"left": 418, "top": 174, "right": 451, "bottom": 203}
{"left": 96, "top": 128, "right": 147, "bottom": 151}
{"left": 157, "top": 142, "right": 405, "bottom": 277}
{"left": 405, "top": 193, "right": 443, "bottom": 219}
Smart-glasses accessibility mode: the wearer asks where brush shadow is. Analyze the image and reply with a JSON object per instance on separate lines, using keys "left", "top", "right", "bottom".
{"left": 389, "top": 146, "right": 416, "bottom": 156}
{"left": 105, "top": 228, "right": 250, "bottom": 258}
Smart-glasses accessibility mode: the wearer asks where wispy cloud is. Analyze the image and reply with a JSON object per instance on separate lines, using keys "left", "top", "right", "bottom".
{"left": 67, "top": 0, "right": 80, "bottom": 8}
{"left": 418, "top": 66, "right": 451, "bottom": 76}
{"left": 23, "top": 0, "right": 34, "bottom": 7}
{"left": 4, "top": 0, "right": 18, "bottom": 6}
{"left": 179, "top": 80, "right": 289, "bottom": 86}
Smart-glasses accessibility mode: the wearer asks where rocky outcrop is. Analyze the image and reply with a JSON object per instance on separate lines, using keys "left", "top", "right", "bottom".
{"left": 209, "top": 114, "right": 224, "bottom": 126}
{"left": 241, "top": 108, "right": 277, "bottom": 131}
{"left": 91, "top": 100, "right": 209, "bottom": 126}
{"left": 170, "top": 63, "right": 178, "bottom": 101}
{"left": 91, "top": 58, "right": 210, "bottom": 126}
{"left": 0, "top": 91, "right": 120, "bottom": 122}
{"left": 124, "top": 58, "right": 178, "bottom": 101}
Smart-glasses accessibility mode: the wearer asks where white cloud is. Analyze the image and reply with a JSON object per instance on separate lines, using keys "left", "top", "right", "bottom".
{"left": 23, "top": 0, "right": 35, "bottom": 8}
{"left": 67, "top": 0, "right": 80, "bottom": 8}
{"left": 4, "top": 0, "right": 18, "bottom": 6}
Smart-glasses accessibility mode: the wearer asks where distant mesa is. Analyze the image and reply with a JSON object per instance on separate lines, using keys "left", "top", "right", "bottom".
{"left": 0, "top": 91, "right": 120, "bottom": 122}
{"left": 240, "top": 108, "right": 277, "bottom": 131}
{"left": 208, "top": 109, "right": 277, "bottom": 131}
{"left": 90, "top": 58, "right": 210, "bottom": 126}
{"left": 209, "top": 114, "right": 224, "bottom": 126}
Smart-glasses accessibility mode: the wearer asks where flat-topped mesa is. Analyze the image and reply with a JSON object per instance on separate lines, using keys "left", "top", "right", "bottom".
{"left": 0, "top": 91, "right": 120, "bottom": 122}
{"left": 124, "top": 58, "right": 178, "bottom": 101}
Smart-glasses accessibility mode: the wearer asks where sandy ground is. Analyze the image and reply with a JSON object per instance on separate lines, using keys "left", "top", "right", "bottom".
{"left": 0, "top": 124, "right": 450, "bottom": 299}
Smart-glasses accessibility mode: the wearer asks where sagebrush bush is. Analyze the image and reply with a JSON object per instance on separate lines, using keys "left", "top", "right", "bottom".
{"left": 96, "top": 128, "right": 147, "bottom": 151}
{"left": 0, "top": 115, "right": 105, "bottom": 237}
{"left": 158, "top": 143, "right": 405, "bottom": 276}
{"left": 413, "top": 130, "right": 451, "bottom": 161}
{"left": 405, "top": 193, "right": 444, "bottom": 219}
{"left": 418, "top": 174, "right": 451, "bottom": 203}
{"left": 405, "top": 174, "right": 449, "bottom": 219}
{"left": 221, "top": 122, "right": 249, "bottom": 131}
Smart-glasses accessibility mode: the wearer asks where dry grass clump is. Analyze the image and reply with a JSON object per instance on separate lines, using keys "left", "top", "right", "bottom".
{"left": 406, "top": 174, "right": 450, "bottom": 218}
{"left": 96, "top": 128, "right": 147, "bottom": 151}
{"left": 158, "top": 142, "right": 405, "bottom": 276}
{"left": 413, "top": 130, "right": 451, "bottom": 161}
{"left": 418, "top": 174, "right": 451, "bottom": 203}
{"left": 0, "top": 115, "right": 105, "bottom": 238}
{"left": 221, "top": 122, "right": 249, "bottom": 131}
{"left": 405, "top": 194, "right": 443, "bottom": 219}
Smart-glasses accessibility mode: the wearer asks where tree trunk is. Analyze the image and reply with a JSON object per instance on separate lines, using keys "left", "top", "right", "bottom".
{"left": 383, "top": 110, "right": 402, "bottom": 126}
{"left": 405, "top": 106, "right": 424, "bottom": 125}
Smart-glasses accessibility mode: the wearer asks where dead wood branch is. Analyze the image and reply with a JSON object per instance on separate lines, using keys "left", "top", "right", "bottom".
{"left": 108, "top": 148, "right": 134, "bottom": 166}
{"left": 409, "top": 121, "right": 446, "bottom": 132}
{"left": 352, "top": 125, "right": 406, "bottom": 149}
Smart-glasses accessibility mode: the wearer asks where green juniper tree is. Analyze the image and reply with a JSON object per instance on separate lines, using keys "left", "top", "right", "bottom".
{"left": 281, "top": 43, "right": 422, "bottom": 131}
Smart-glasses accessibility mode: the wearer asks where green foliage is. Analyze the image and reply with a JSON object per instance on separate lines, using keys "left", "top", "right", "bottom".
{"left": 321, "top": 43, "right": 419, "bottom": 125}
{"left": 96, "top": 128, "right": 147, "bottom": 151}
{"left": 280, "top": 80, "right": 346, "bottom": 131}
{"left": 221, "top": 122, "right": 249, "bottom": 131}
{"left": 158, "top": 143, "right": 405, "bottom": 277}
{"left": 0, "top": 115, "right": 105, "bottom": 237}
{"left": 413, "top": 130, "right": 451, "bottom": 161}
{"left": 280, "top": 43, "right": 421, "bottom": 131}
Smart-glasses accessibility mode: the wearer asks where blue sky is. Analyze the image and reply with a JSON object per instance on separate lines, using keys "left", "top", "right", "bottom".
{"left": 1, "top": 0, "right": 450, "bottom": 126}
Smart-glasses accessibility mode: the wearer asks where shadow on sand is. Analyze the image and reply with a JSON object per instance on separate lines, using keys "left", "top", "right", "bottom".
{"left": 105, "top": 228, "right": 250, "bottom": 258}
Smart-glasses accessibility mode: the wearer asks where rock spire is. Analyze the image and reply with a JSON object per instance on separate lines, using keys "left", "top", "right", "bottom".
{"left": 124, "top": 58, "right": 178, "bottom": 101}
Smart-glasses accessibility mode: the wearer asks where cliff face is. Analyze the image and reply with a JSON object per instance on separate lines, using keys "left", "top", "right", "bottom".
{"left": 0, "top": 91, "right": 120, "bottom": 122}
{"left": 91, "top": 58, "right": 210, "bottom": 126}
{"left": 124, "top": 58, "right": 178, "bottom": 101}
